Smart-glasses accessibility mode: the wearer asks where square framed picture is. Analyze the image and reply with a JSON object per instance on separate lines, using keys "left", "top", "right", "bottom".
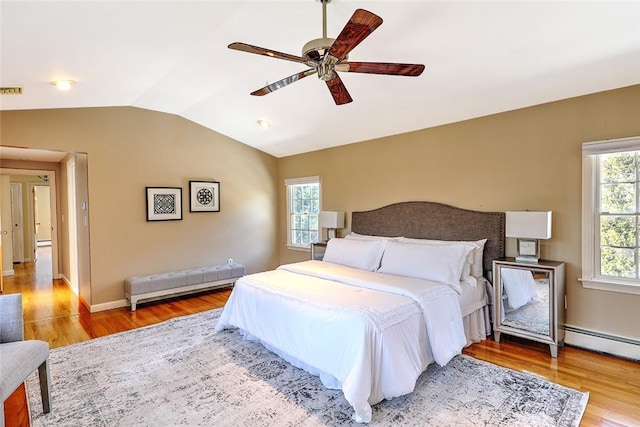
{"left": 189, "top": 180, "right": 220, "bottom": 212}
{"left": 146, "top": 187, "right": 182, "bottom": 221}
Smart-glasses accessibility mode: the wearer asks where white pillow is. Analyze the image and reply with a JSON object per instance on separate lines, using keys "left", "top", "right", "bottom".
{"left": 399, "top": 238, "right": 475, "bottom": 283}
{"left": 399, "top": 237, "right": 487, "bottom": 278}
{"left": 322, "top": 238, "right": 386, "bottom": 271}
{"left": 378, "top": 241, "right": 474, "bottom": 290}
{"left": 469, "top": 239, "right": 487, "bottom": 277}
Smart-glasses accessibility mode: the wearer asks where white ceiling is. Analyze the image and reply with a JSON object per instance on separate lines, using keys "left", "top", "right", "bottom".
{"left": 1, "top": 1, "right": 639, "bottom": 159}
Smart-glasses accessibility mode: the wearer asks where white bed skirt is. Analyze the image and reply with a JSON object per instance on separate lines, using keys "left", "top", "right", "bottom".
{"left": 462, "top": 305, "right": 491, "bottom": 347}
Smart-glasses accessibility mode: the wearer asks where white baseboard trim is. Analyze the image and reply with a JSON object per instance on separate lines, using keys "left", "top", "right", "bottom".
{"left": 2, "top": 269, "right": 15, "bottom": 276}
{"left": 564, "top": 324, "right": 640, "bottom": 361}
{"left": 89, "top": 299, "right": 128, "bottom": 313}
{"left": 60, "top": 274, "right": 116, "bottom": 312}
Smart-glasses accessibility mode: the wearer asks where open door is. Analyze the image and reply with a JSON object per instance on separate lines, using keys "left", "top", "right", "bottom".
{"left": 1, "top": 208, "right": 3, "bottom": 293}
{"left": 32, "top": 184, "right": 52, "bottom": 262}
{"left": 67, "top": 158, "right": 79, "bottom": 295}
{"left": 10, "top": 182, "right": 24, "bottom": 264}
{"left": 0, "top": 174, "right": 13, "bottom": 289}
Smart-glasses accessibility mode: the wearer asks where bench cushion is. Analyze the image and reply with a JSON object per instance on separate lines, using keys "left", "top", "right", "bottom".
{"left": 124, "top": 264, "right": 245, "bottom": 297}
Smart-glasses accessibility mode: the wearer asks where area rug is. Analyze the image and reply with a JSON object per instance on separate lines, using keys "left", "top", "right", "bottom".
{"left": 27, "top": 308, "right": 588, "bottom": 426}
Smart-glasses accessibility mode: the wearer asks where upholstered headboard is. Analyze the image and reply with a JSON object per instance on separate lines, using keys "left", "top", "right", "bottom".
{"left": 351, "top": 201, "right": 505, "bottom": 273}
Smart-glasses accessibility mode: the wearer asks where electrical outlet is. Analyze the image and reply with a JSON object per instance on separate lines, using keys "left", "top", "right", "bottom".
{"left": 228, "top": 258, "right": 233, "bottom": 266}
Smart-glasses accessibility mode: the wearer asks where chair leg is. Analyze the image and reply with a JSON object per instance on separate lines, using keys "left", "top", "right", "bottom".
{"left": 38, "top": 358, "right": 52, "bottom": 414}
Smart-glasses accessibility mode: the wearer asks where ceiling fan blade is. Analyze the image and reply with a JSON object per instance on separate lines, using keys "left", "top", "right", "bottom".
{"left": 325, "top": 74, "right": 353, "bottom": 105}
{"left": 328, "top": 9, "right": 383, "bottom": 62}
{"left": 251, "top": 69, "right": 317, "bottom": 96}
{"left": 337, "top": 62, "right": 425, "bottom": 76}
{"left": 228, "top": 42, "right": 306, "bottom": 64}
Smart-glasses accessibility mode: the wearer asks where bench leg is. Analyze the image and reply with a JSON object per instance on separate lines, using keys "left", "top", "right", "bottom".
{"left": 125, "top": 276, "right": 242, "bottom": 312}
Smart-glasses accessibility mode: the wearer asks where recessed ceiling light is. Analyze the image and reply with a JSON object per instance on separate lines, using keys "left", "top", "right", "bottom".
{"left": 50, "top": 80, "right": 75, "bottom": 90}
{"left": 257, "top": 119, "right": 271, "bottom": 129}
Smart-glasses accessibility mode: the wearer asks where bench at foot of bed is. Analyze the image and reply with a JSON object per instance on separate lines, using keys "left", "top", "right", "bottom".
{"left": 124, "top": 263, "right": 245, "bottom": 311}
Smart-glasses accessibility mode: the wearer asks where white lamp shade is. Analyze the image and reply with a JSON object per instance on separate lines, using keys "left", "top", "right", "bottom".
{"left": 319, "top": 211, "right": 345, "bottom": 229}
{"left": 506, "top": 211, "right": 552, "bottom": 239}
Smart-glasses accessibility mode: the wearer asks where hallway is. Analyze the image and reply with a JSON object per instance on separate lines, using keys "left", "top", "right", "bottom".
{"left": 5, "top": 246, "right": 81, "bottom": 346}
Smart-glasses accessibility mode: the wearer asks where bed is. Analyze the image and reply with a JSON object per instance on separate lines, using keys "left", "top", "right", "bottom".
{"left": 216, "top": 201, "right": 505, "bottom": 423}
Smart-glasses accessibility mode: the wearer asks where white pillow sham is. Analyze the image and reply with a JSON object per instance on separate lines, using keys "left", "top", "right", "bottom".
{"left": 377, "top": 241, "right": 474, "bottom": 291}
{"left": 399, "top": 237, "right": 487, "bottom": 278}
{"left": 469, "top": 239, "right": 487, "bottom": 277}
{"left": 322, "top": 238, "right": 386, "bottom": 271}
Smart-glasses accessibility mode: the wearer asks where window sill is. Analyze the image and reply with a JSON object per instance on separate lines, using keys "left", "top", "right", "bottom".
{"left": 579, "top": 277, "right": 640, "bottom": 295}
{"left": 286, "top": 244, "right": 310, "bottom": 252}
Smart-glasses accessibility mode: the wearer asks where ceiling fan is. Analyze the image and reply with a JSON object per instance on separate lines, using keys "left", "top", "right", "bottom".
{"left": 228, "top": 0, "right": 425, "bottom": 105}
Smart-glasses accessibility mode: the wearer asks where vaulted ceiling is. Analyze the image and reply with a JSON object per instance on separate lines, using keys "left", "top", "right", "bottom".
{"left": 1, "top": 1, "right": 639, "bottom": 158}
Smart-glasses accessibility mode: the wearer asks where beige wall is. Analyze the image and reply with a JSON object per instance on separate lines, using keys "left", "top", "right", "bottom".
{"left": 277, "top": 84, "right": 640, "bottom": 340}
{"left": 1, "top": 107, "right": 279, "bottom": 305}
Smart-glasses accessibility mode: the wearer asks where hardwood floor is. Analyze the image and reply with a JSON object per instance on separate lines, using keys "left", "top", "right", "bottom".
{"left": 3, "top": 247, "right": 640, "bottom": 426}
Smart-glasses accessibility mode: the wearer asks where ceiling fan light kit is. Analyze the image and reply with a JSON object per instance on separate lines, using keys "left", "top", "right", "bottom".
{"left": 50, "top": 79, "right": 75, "bottom": 90}
{"left": 229, "top": 0, "right": 425, "bottom": 105}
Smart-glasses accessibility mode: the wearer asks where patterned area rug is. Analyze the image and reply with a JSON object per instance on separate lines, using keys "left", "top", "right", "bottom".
{"left": 27, "top": 309, "right": 588, "bottom": 426}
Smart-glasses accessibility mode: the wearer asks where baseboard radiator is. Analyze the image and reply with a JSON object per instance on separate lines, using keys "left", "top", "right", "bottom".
{"left": 564, "top": 324, "right": 640, "bottom": 361}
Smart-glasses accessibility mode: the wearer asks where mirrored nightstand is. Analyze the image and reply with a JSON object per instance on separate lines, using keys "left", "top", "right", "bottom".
{"left": 493, "top": 258, "right": 566, "bottom": 357}
{"left": 310, "top": 242, "right": 327, "bottom": 260}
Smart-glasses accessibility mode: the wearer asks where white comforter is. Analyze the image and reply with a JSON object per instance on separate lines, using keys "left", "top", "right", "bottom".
{"left": 215, "top": 260, "right": 466, "bottom": 423}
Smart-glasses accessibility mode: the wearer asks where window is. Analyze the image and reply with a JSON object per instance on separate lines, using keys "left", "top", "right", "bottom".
{"left": 582, "top": 135, "right": 640, "bottom": 295}
{"left": 285, "top": 176, "right": 320, "bottom": 250}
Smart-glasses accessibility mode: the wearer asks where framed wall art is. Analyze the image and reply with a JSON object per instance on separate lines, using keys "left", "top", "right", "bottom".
{"left": 146, "top": 187, "right": 183, "bottom": 221}
{"left": 189, "top": 180, "right": 220, "bottom": 212}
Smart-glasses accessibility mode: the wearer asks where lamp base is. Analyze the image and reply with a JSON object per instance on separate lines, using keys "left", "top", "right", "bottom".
{"left": 515, "top": 238, "right": 542, "bottom": 264}
{"left": 327, "top": 228, "right": 337, "bottom": 240}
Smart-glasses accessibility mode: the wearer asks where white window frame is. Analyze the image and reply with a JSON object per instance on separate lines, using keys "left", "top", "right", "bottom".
{"left": 284, "top": 176, "right": 321, "bottom": 251}
{"left": 581, "top": 135, "right": 640, "bottom": 295}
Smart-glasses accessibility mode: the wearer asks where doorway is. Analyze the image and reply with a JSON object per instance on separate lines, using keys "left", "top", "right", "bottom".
{"left": 1, "top": 152, "right": 91, "bottom": 308}
{"left": 34, "top": 184, "right": 52, "bottom": 245}
{"left": 31, "top": 184, "right": 53, "bottom": 275}
{"left": 1, "top": 171, "right": 59, "bottom": 280}
{"left": 67, "top": 158, "right": 79, "bottom": 295}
